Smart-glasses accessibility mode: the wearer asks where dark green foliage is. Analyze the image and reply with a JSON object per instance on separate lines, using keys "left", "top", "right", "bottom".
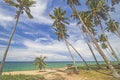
{"left": 65, "top": 0, "right": 81, "bottom": 7}
{"left": 66, "top": 63, "right": 120, "bottom": 71}
{"left": 99, "top": 34, "right": 107, "bottom": 42}
{"left": 4, "top": 0, "right": 35, "bottom": 19}
{"left": 101, "top": 43, "right": 108, "bottom": 49}
{"left": 106, "top": 19, "right": 119, "bottom": 33}
{"left": 49, "top": 7, "right": 69, "bottom": 41}
{"left": 34, "top": 56, "right": 47, "bottom": 70}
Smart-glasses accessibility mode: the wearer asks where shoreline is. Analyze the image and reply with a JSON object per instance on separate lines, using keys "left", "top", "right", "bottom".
{"left": 2, "top": 67, "right": 67, "bottom": 75}
{"left": 2, "top": 67, "right": 116, "bottom": 80}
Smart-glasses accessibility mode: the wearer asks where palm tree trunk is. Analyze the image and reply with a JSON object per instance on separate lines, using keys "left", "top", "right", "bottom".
{"left": 78, "top": 14, "right": 120, "bottom": 78}
{"left": 0, "top": 9, "right": 21, "bottom": 75}
{"left": 85, "top": 34, "right": 101, "bottom": 69}
{"left": 66, "top": 40, "right": 90, "bottom": 70}
{"left": 70, "top": 6, "right": 120, "bottom": 77}
{"left": 78, "top": 12, "right": 120, "bottom": 78}
{"left": 64, "top": 38, "right": 78, "bottom": 73}
{"left": 105, "top": 48, "right": 116, "bottom": 62}
{"left": 107, "top": 40, "right": 120, "bottom": 63}
{"left": 97, "top": 16, "right": 120, "bottom": 64}
{"left": 79, "top": 26, "right": 101, "bottom": 69}
{"left": 60, "top": 27, "right": 78, "bottom": 73}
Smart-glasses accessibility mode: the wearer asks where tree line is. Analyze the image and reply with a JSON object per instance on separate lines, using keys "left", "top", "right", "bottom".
{"left": 0, "top": 0, "right": 120, "bottom": 78}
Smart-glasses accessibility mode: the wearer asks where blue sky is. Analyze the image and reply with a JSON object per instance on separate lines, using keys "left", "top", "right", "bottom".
{"left": 0, "top": 0, "right": 120, "bottom": 61}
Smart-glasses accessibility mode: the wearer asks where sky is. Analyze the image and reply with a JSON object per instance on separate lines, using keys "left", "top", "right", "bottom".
{"left": 0, "top": 0, "right": 120, "bottom": 61}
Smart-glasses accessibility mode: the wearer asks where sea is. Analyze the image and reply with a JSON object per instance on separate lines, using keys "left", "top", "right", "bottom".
{"left": 2, "top": 61, "right": 105, "bottom": 72}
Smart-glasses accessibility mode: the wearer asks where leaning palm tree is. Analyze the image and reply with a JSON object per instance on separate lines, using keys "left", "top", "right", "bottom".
{"left": 81, "top": 28, "right": 101, "bottom": 69}
{"left": 86, "top": 0, "right": 120, "bottom": 63}
{"left": 72, "top": 11, "right": 101, "bottom": 69}
{"left": 99, "top": 34, "right": 116, "bottom": 61}
{"left": 49, "top": 7, "right": 78, "bottom": 73}
{"left": 101, "top": 0, "right": 120, "bottom": 37}
{"left": 51, "top": 10, "right": 90, "bottom": 69}
{"left": 34, "top": 56, "right": 47, "bottom": 71}
{"left": 65, "top": 0, "right": 120, "bottom": 78}
{"left": 66, "top": 41, "right": 90, "bottom": 70}
{"left": 0, "top": 0, "right": 35, "bottom": 75}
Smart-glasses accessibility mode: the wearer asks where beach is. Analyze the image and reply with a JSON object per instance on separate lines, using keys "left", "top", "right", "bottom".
{"left": 1, "top": 62, "right": 118, "bottom": 80}
{"left": 2, "top": 67, "right": 116, "bottom": 80}
{"left": 2, "top": 68, "right": 81, "bottom": 80}
{"left": 3, "top": 69, "right": 57, "bottom": 75}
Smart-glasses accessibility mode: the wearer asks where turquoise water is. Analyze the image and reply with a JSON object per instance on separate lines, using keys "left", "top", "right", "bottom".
{"left": 3, "top": 61, "right": 104, "bottom": 72}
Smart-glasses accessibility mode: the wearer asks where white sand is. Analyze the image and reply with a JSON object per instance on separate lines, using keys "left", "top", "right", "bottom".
{"left": 3, "top": 69, "right": 57, "bottom": 75}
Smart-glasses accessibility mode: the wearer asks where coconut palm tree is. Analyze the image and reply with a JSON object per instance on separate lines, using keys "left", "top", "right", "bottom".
{"left": 66, "top": 40, "right": 90, "bottom": 69}
{"left": 51, "top": 10, "right": 90, "bottom": 69}
{"left": 99, "top": 34, "right": 116, "bottom": 61}
{"left": 0, "top": 0, "right": 35, "bottom": 75}
{"left": 72, "top": 11, "right": 101, "bottom": 69}
{"left": 86, "top": 0, "right": 120, "bottom": 63}
{"left": 49, "top": 7, "right": 78, "bottom": 73}
{"left": 81, "top": 30, "right": 101, "bottom": 69}
{"left": 34, "top": 56, "right": 47, "bottom": 71}
{"left": 101, "top": 0, "right": 120, "bottom": 37}
{"left": 106, "top": 19, "right": 120, "bottom": 38}
{"left": 98, "top": 19, "right": 120, "bottom": 63}
{"left": 65, "top": 0, "right": 120, "bottom": 78}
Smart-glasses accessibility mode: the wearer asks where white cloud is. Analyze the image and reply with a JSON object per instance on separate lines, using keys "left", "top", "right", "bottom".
{"left": 29, "top": 0, "right": 53, "bottom": 25}
{"left": 0, "top": 0, "right": 53, "bottom": 28}
{"left": 0, "top": 38, "right": 8, "bottom": 42}
{"left": 0, "top": 0, "right": 120, "bottom": 62}
{"left": 0, "top": 1, "right": 15, "bottom": 28}
{"left": 0, "top": 14, "right": 14, "bottom": 28}
{"left": 35, "top": 38, "right": 48, "bottom": 42}
{"left": 0, "top": 47, "right": 69, "bottom": 61}
{"left": 0, "top": 32, "right": 120, "bottom": 61}
{"left": 0, "top": 14, "right": 13, "bottom": 21}
{"left": 23, "top": 39, "right": 67, "bottom": 53}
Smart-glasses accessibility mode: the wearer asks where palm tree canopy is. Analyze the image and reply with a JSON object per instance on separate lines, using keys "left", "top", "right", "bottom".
{"left": 99, "top": 34, "right": 108, "bottom": 42}
{"left": 80, "top": 11, "right": 94, "bottom": 28}
{"left": 106, "top": 19, "right": 119, "bottom": 33}
{"left": 49, "top": 7, "right": 69, "bottom": 41}
{"left": 86, "top": 0, "right": 108, "bottom": 21}
{"left": 34, "top": 56, "right": 47, "bottom": 70}
{"left": 4, "top": 0, "right": 35, "bottom": 19}
{"left": 101, "top": 43, "right": 108, "bottom": 49}
{"left": 65, "top": 0, "right": 80, "bottom": 7}
{"left": 76, "top": 11, "right": 97, "bottom": 35}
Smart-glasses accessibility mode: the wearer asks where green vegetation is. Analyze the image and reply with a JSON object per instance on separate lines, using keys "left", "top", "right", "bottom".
{"left": 0, "top": 75, "right": 40, "bottom": 80}
{"left": 34, "top": 55, "right": 47, "bottom": 71}
{"left": 50, "top": 0, "right": 120, "bottom": 78}
{"left": 0, "top": 63, "right": 120, "bottom": 80}
{"left": 49, "top": 7, "right": 79, "bottom": 73}
{"left": 66, "top": 63, "right": 120, "bottom": 70}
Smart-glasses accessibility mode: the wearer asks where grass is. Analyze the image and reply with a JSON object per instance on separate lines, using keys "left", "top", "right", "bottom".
{"left": 78, "top": 70, "right": 120, "bottom": 80}
{"left": 0, "top": 74, "right": 40, "bottom": 80}
{"left": 1, "top": 63, "right": 120, "bottom": 80}
{"left": 0, "top": 74, "right": 65, "bottom": 80}
{"left": 64, "top": 63, "right": 120, "bottom": 80}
